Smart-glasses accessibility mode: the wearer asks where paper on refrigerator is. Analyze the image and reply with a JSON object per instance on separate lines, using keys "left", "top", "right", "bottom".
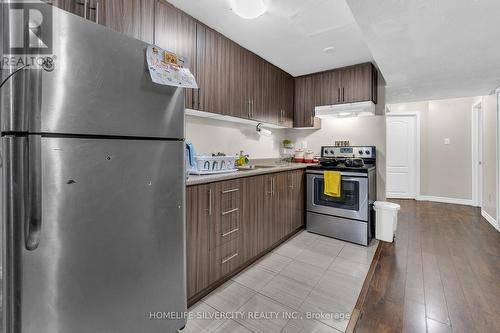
{"left": 146, "top": 45, "right": 198, "bottom": 88}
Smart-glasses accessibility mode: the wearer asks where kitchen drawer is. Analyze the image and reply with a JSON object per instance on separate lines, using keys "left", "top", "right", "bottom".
{"left": 210, "top": 179, "right": 241, "bottom": 249}
{"left": 213, "top": 209, "right": 240, "bottom": 248}
{"left": 218, "top": 180, "right": 240, "bottom": 211}
{"left": 210, "top": 237, "right": 243, "bottom": 281}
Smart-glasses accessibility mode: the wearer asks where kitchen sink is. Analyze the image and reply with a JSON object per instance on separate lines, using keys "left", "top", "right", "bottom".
{"left": 238, "top": 165, "right": 276, "bottom": 171}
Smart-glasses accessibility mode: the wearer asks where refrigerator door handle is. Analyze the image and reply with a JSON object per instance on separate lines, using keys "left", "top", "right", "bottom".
{"left": 25, "top": 135, "right": 42, "bottom": 251}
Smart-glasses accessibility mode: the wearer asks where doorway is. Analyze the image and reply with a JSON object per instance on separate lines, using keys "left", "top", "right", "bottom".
{"left": 386, "top": 113, "right": 420, "bottom": 199}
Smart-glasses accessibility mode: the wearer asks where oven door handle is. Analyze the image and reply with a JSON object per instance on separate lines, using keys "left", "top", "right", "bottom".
{"left": 342, "top": 177, "right": 364, "bottom": 182}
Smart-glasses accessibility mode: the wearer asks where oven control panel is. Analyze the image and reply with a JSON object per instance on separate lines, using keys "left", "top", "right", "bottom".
{"left": 321, "top": 146, "right": 376, "bottom": 158}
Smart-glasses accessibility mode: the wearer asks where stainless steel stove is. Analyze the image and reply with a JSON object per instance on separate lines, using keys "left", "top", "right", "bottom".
{"left": 306, "top": 146, "right": 377, "bottom": 246}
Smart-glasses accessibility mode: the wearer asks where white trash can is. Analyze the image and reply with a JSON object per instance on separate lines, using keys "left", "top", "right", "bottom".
{"left": 373, "top": 201, "right": 401, "bottom": 242}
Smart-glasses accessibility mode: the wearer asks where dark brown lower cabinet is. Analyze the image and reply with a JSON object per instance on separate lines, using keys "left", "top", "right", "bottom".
{"left": 186, "top": 169, "right": 305, "bottom": 304}
{"left": 186, "top": 184, "right": 211, "bottom": 299}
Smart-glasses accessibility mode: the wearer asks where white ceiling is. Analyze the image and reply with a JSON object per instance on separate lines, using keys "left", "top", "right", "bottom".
{"left": 346, "top": 0, "right": 500, "bottom": 103}
{"left": 166, "top": 0, "right": 374, "bottom": 76}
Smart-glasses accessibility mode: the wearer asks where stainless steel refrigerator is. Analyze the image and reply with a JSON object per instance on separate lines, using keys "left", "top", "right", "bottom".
{"left": 1, "top": 3, "right": 187, "bottom": 332}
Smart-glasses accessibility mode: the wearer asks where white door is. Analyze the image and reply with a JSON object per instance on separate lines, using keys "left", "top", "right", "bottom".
{"left": 386, "top": 115, "right": 418, "bottom": 198}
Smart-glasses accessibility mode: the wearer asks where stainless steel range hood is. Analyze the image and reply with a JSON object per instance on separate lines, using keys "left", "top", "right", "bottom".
{"left": 314, "top": 101, "right": 376, "bottom": 118}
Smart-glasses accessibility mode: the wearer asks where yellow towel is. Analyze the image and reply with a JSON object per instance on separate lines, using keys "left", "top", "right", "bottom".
{"left": 324, "top": 171, "right": 341, "bottom": 197}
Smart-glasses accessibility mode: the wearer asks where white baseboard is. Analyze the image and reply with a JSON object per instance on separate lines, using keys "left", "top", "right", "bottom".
{"left": 481, "top": 210, "right": 500, "bottom": 232}
{"left": 416, "top": 195, "right": 474, "bottom": 206}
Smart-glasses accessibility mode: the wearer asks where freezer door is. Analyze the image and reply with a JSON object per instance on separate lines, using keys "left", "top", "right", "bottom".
{"left": 0, "top": 4, "right": 184, "bottom": 138}
{"left": 2, "top": 136, "right": 186, "bottom": 333}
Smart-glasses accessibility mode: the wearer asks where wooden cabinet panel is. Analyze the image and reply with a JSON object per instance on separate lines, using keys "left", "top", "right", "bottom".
{"left": 45, "top": 0, "right": 86, "bottom": 18}
{"left": 155, "top": 1, "right": 196, "bottom": 108}
{"left": 282, "top": 73, "right": 295, "bottom": 128}
{"left": 228, "top": 40, "right": 245, "bottom": 118}
{"left": 209, "top": 180, "right": 241, "bottom": 249}
{"left": 101, "top": 0, "right": 154, "bottom": 42}
{"left": 210, "top": 238, "right": 243, "bottom": 282}
{"left": 240, "top": 175, "right": 264, "bottom": 261}
{"left": 186, "top": 184, "right": 211, "bottom": 299}
{"left": 268, "top": 64, "right": 282, "bottom": 125}
{"left": 339, "top": 63, "right": 375, "bottom": 103}
{"left": 294, "top": 75, "right": 317, "bottom": 128}
{"left": 275, "top": 172, "right": 290, "bottom": 242}
{"left": 196, "top": 25, "right": 232, "bottom": 114}
{"left": 314, "top": 70, "right": 341, "bottom": 106}
{"left": 290, "top": 170, "right": 305, "bottom": 230}
{"left": 253, "top": 57, "right": 271, "bottom": 123}
{"left": 44, "top": 0, "right": 155, "bottom": 42}
{"left": 155, "top": 1, "right": 196, "bottom": 63}
{"left": 262, "top": 172, "right": 289, "bottom": 246}
{"left": 242, "top": 49, "right": 256, "bottom": 120}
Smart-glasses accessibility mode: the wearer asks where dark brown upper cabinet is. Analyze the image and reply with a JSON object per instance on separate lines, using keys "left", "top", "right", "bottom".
{"left": 294, "top": 75, "right": 321, "bottom": 128}
{"left": 195, "top": 24, "right": 230, "bottom": 115}
{"left": 294, "top": 63, "right": 378, "bottom": 127}
{"left": 338, "top": 63, "right": 377, "bottom": 104}
{"left": 55, "top": 0, "right": 103, "bottom": 23}
{"left": 43, "top": 0, "right": 155, "bottom": 41}
{"left": 155, "top": 0, "right": 197, "bottom": 108}
{"left": 102, "top": 0, "right": 155, "bottom": 43}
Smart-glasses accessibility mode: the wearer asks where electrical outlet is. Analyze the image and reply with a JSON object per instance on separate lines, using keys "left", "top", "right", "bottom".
{"left": 444, "top": 138, "right": 451, "bottom": 145}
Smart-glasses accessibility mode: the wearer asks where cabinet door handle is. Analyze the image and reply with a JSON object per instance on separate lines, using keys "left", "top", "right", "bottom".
{"left": 342, "top": 87, "right": 345, "bottom": 102}
{"left": 222, "top": 228, "right": 239, "bottom": 237}
{"left": 251, "top": 100, "right": 255, "bottom": 118}
{"left": 289, "top": 174, "right": 294, "bottom": 189}
{"left": 222, "top": 253, "right": 238, "bottom": 264}
{"left": 208, "top": 188, "right": 212, "bottom": 216}
{"left": 222, "top": 208, "right": 239, "bottom": 216}
{"left": 84, "top": 0, "right": 88, "bottom": 19}
{"left": 338, "top": 88, "right": 340, "bottom": 103}
{"left": 198, "top": 88, "right": 201, "bottom": 109}
{"left": 222, "top": 188, "right": 239, "bottom": 194}
{"left": 272, "top": 177, "right": 275, "bottom": 196}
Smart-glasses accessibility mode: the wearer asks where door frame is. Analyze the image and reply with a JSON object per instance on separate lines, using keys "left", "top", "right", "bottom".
{"left": 497, "top": 89, "right": 500, "bottom": 228}
{"left": 385, "top": 112, "right": 421, "bottom": 199}
{"left": 472, "top": 99, "right": 483, "bottom": 207}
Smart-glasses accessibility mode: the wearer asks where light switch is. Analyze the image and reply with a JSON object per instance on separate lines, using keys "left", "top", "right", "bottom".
{"left": 444, "top": 138, "right": 451, "bottom": 145}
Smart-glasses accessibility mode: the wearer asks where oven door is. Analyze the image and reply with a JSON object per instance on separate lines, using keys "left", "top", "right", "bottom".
{"left": 306, "top": 171, "right": 369, "bottom": 221}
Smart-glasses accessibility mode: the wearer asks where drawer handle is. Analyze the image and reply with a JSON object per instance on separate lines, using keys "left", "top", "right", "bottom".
{"left": 222, "top": 228, "right": 239, "bottom": 237}
{"left": 222, "top": 208, "right": 239, "bottom": 216}
{"left": 222, "top": 188, "right": 239, "bottom": 194}
{"left": 222, "top": 253, "right": 238, "bottom": 264}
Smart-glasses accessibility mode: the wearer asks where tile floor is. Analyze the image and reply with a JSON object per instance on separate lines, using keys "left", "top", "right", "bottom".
{"left": 182, "top": 230, "right": 378, "bottom": 333}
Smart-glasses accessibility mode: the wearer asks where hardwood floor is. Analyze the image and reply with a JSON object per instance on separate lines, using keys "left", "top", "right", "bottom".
{"left": 355, "top": 200, "right": 500, "bottom": 333}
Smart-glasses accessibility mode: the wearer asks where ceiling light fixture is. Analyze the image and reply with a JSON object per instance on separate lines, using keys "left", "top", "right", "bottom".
{"left": 323, "top": 46, "right": 336, "bottom": 53}
{"left": 229, "top": 0, "right": 267, "bottom": 19}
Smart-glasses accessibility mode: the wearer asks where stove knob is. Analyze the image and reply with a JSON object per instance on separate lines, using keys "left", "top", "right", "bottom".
{"left": 365, "top": 150, "right": 371, "bottom": 155}
{"left": 329, "top": 150, "right": 335, "bottom": 155}
{"left": 358, "top": 150, "right": 363, "bottom": 155}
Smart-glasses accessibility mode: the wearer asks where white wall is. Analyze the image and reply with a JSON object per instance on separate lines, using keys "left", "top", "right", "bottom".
{"left": 387, "top": 97, "right": 477, "bottom": 201}
{"left": 286, "top": 116, "right": 387, "bottom": 200}
{"left": 186, "top": 115, "right": 286, "bottom": 158}
{"left": 482, "top": 93, "right": 497, "bottom": 219}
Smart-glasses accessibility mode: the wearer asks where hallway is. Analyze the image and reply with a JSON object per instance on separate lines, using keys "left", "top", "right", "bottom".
{"left": 356, "top": 200, "right": 500, "bottom": 332}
